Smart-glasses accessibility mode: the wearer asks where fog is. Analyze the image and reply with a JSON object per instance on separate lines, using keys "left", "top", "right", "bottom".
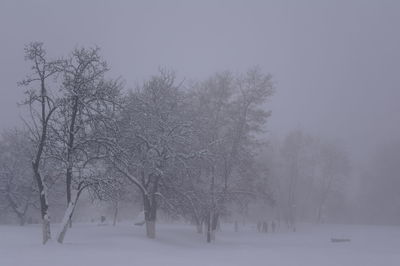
{"left": 0, "top": 1, "right": 400, "bottom": 264}
{"left": 2, "top": 0, "right": 399, "bottom": 160}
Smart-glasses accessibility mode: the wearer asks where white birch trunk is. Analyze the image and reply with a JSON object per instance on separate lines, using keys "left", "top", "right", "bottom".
{"left": 42, "top": 213, "right": 51, "bottom": 245}
{"left": 57, "top": 191, "right": 78, "bottom": 244}
{"left": 41, "top": 177, "right": 51, "bottom": 244}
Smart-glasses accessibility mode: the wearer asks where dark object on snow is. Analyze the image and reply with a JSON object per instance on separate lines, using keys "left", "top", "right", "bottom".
{"left": 331, "top": 238, "right": 351, "bottom": 243}
{"left": 101, "top": 216, "right": 106, "bottom": 223}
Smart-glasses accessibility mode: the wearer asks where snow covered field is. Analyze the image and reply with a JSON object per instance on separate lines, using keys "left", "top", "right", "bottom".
{"left": 1, "top": 223, "right": 400, "bottom": 266}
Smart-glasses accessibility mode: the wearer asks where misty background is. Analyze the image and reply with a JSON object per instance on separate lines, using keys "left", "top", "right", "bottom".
{"left": 1, "top": 0, "right": 400, "bottom": 225}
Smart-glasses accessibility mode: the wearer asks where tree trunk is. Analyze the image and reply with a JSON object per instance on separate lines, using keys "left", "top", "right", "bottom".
{"left": 42, "top": 216, "right": 51, "bottom": 244}
{"left": 206, "top": 220, "right": 212, "bottom": 243}
{"left": 57, "top": 202, "right": 75, "bottom": 243}
{"left": 18, "top": 216, "right": 26, "bottom": 226}
{"left": 33, "top": 167, "right": 51, "bottom": 245}
{"left": 207, "top": 167, "right": 216, "bottom": 243}
{"left": 211, "top": 212, "right": 219, "bottom": 240}
{"left": 145, "top": 220, "right": 156, "bottom": 239}
{"left": 146, "top": 175, "right": 160, "bottom": 239}
{"left": 36, "top": 174, "right": 51, "bottom": 245}
{"left": 57, "top": 190, "right": 80, "bottom": 244}
{"left": 143, "top": 192, "right": 157, "bottom": 239}
{"left": 113, "top": 201, "right": 119, "bottom": 226}
{"left": 206, "top": 210, "right": 214, "bottom": 243}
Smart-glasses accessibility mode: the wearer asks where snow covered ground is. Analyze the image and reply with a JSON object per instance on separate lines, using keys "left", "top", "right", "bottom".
{"left": 1, "top": 222, "right": 400, "bottom": 266}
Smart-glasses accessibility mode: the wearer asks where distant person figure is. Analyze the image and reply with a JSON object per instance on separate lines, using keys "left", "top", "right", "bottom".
{"left": 234, "top": 220, "right": 239, "bottom": 232}
{"left": 262, "top": 221, "right": 268, "bottom": 233}
{"left": 271, "top": 220, "right": 276, "bottom": 232}
{"left": 101, "top": 215, "right": 106, "bottom": 223}
{"left": 257, "top": 221, "right": 262, "bottom": 232}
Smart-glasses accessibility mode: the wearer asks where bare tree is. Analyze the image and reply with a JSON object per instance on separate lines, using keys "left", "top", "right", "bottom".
{"left": 185, "top": 67, "right": 274, "bottom": 242}
{"left": 49, "top": 47, "right": 122, "bottom": 243}
{"left": 111, "top": 70, "right": 192, "bottom": 239}
{"left": 19, "top": 42, "right": 60, "bottom": 244}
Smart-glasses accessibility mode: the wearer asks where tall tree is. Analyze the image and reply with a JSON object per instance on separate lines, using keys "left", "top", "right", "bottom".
{"left": 20, "top": 42, "right": 60, "bottom": 244}
{"left": 111, "top": 70, "right": 192, "bottom": 239}
{"left": 187, "top": 67, "right": 274, "bottom": 242}
{"left": 50, "top": 47, "right": 122, "bottom": 243}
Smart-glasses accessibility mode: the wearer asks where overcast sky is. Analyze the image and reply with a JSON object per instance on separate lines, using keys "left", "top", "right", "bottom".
{"left": 1, "top": 0, "right": 399, "bottom": 164}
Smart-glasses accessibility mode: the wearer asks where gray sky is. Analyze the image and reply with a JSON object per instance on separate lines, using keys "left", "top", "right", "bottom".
{"left": 1, "top": 0, "right": 399, "bottom": 164}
